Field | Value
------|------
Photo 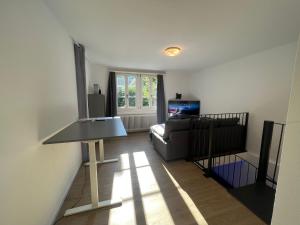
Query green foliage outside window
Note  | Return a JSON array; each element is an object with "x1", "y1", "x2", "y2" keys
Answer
[{"x1": 117, "y1": 74, "x2": 157, "y2": 109}]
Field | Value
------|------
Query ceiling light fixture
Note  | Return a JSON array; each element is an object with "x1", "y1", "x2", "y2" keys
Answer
[{"x1": 164, "y1": 46, "x2": 182, "y2": 57}]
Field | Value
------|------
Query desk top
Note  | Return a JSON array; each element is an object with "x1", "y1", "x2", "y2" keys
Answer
[{"x1": 43, "y1": 117, "x2": 127, "y2": 144}]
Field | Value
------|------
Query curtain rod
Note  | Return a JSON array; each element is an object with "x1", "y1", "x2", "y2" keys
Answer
[
  {"x1": 108, "y1": 67, "x2": 166, "y2": 75},
  {"x1": 112, "y1": 70, "x2": 164, "y2": 75}
]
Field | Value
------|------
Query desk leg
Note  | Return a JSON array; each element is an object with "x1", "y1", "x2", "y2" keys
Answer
[
  {"x1": 89, "y1": 141, "x2": 99, "y2": 207},
  {"x1": 64, "y1": 141, "x2": 121, "y2": 216},
  {"x1": 84, "y1": 139, "x2": 119, "y2": 166}
]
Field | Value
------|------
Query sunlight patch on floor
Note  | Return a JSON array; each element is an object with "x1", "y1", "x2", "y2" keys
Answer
[
  {"x1": 136, "y1": 166, "x2": 160, "y2": 194},
  {"x1": 120, "y1": 153, "x2": 130, "y2": 170},
  {"x1": 108, "y1": 154, "x2": 136, "y2": 225},
  {"x1": 110, "y1": 154, "x2": 133, "y2": 201},
  {"x1": 108, "y1": 151, "x2": 187, "y2": 225},
  {"x1": 133, "y1": 151, "x2": 150, "y2": 167},
  {"x1": 108, "y1": 200, "x2": 137, "y2": 225},
  {"x1": 162, "y1": 164, "x2": 209, "y2": 225},
  {"x1": 134, "y1": 152, "x2": 175, "y2": 225},
  {"x1": 141, "y1": 193, "x2": 176, "y2": 225}
]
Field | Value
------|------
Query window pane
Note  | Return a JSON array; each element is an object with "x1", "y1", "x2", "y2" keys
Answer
[
  {"x1": 117, "y1": 75, "x2": 125, "y2": 87},
  {"x1": 128, "y1": 97, "x2": 136, "y2": 107},
  {"x1": 117, "y1": 76, "x2": 125, "y2": 97},
  {"x1": 151, "y1": 77, "x2": 157, "y2": 107},
  {"x1": 117, "y1": 75, "x2": 126, "y2": 108},
  {"x1": 142, "y1": 76, "x2": 150, "y2": 98},
  {"x1": 151, "y1": 77, "x2": 157, "y2": 97},
  {"x1": 128, "y1": 75, "x2": 136, "y2": 97},
  {"x1": 143, "y1": 97, "x2": 149, "y2": 107},
  {"x1": 142, "y1": 76, "x2": 150, "y2": 107},
  {"x1": 118, "y1": 97, "x2": 125, "y2": 107},
  {"x1": 152, "y1": 98, "x2": 157, "y2": 107}
]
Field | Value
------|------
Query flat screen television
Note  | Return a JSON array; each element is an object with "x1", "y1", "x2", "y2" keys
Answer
[{"x1": 168, "y1": 100, "x2": 200, "y2": 117}]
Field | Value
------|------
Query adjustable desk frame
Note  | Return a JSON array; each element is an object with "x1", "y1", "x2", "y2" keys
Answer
[
  {"x1": 43, "y1": 117, "x2": 126, "y2": 216},
  {"x1": 84, "y1": 139, "x2": 118, "y2": 166},
  {"x1": 64, "y1": 140, "x2": 121, "y2": 216}
]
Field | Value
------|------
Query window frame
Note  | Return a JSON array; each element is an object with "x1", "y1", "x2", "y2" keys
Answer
[{"x1": 116, "y1": 73, "x2": 157, "y2": 115}]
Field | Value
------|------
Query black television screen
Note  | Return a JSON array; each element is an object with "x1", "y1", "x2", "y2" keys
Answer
[{"x1": 168, "y1": 100, "x2": 200, "y2": 117}]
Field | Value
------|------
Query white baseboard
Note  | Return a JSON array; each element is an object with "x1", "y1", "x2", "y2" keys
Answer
[{"x1": 51, "y1": 160, "x2": 82, "y2": 225}]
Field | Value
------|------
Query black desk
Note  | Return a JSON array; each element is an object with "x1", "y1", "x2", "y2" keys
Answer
[{"x1": 43, "y1": 117, "x2": 127, "y2": 216}]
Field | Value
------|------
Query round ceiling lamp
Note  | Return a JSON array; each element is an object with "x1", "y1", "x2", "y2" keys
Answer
[{"x1": 164, "y1": 46, "x2": 182, "y2": 57}]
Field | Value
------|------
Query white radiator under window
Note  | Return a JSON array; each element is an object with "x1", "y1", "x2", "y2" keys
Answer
[{"x1": 120, "y1": 114, "x2": 157, "y2": 132}]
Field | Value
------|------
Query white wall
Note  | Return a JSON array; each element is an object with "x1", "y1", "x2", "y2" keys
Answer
[
  {"x1": 164, "y1": 71, "x2": 192, "y2": 101},
  {"x1": 88, "y1": 63, "x2": 109, "y2": 95},
  {"x1": 272, "y1": 35, "x2": 300, "y2": 225},
  {"x1": 0, "y1": 1, "x2": 81, "y2": 225},
  {"x1": 189, "y1": 43, "x2": 297, "y2": 160}
]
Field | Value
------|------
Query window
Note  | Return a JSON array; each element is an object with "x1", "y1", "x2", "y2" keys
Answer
[
  {"x1": 141, "y1": 75, "x2": 157, "y2": 108},
  {"x1": 116, "y1": 73, "x2": 157, "y2": 114}
]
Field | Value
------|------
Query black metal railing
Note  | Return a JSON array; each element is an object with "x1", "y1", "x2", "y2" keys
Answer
[
  {"x1": 194, "y1": 117, "x2": 285, "y2": 190},
  {"x1": 271, "y1": 122, "x2": 285, "y2": 187},
  {"x1": 195, "y1": 151, "x2": 259, "y2": 188},
  {"x1": 258, "y1": 122, "x2": 285, "y2": 189},
  {"x1": 189, "y1": 112, "x2": 249, "y2": 162}
]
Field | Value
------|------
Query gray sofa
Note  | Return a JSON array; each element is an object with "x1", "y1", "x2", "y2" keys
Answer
[
  {"x1": 150, "y1": 119, "x2": 191, "y2": 161},
  {"x1": 150, "y1": 117, "x2": 246, "y2": 161}
]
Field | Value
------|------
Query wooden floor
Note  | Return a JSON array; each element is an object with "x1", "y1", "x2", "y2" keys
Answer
[{"x1": 55, "y1": 132, "x2": 266, "y2": 225}]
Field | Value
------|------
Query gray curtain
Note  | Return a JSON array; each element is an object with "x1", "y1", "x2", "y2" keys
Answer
[
  {"x1": 106, "y1": 72, "x2": 117, "y2": 116},
  {"x1": 157, "y1": 74, "x2": 166, "y2": 123},
  {"x1": 74, "y1": 42, "x2": 88, "y2": 162}
]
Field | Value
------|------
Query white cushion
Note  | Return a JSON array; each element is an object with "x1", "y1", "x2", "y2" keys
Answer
[{"x1": 150, "y1": 124, "x2": 165, "y2": 137}]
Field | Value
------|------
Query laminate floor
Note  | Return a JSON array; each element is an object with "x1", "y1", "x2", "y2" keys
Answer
[{"x1": 55, "y1": 132, "x2": 266, "y2": 225}]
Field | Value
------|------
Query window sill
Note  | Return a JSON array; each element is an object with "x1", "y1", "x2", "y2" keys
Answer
[{"x1": 117, "y1": 109, "x2": 156, "y2": 116}]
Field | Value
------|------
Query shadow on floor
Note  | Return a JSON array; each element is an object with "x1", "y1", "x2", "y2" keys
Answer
[{"x1": 54, "y1": 132, "x2": 265, "y2": 225}]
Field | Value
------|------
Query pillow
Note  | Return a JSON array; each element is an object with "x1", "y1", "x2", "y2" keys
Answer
[{"x1": 150, "y1": 124, "x2": 165, "y2": 137}]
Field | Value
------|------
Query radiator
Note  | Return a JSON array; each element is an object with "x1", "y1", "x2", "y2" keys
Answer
[{"x1": 120, "y1": 114, "x2": 157, "y2": 132}]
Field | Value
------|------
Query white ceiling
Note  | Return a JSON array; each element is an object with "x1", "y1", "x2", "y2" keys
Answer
[{"x1": 45, "y1": 0, "x2": 300, "y2": 72}]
